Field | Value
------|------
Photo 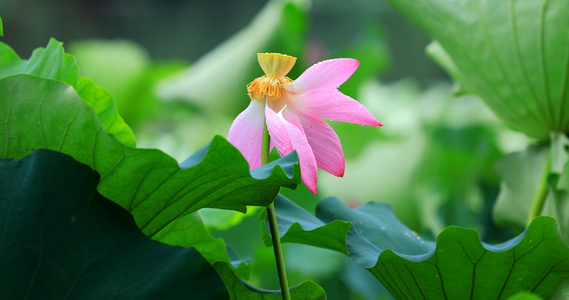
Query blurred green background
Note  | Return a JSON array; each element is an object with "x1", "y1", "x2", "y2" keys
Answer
[
  {"x1": 0, "y1": 0, "x2": 530, "y2": 299},
  {"x1": 1, "y1": 0, "x2": 444, "y2": 84}
]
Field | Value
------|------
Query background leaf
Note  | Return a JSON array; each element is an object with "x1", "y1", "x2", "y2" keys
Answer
[
  {"x1": 156, "y1": 0, "x2": 309, "y2": 115},
  {"x1": 319, "y1": 80, "x2": 509, "y2": 236},
  {"x1": 0, "y1": 38, "x2": 79, "y2": 86},
  {"x1": 386, "y1": 0, "x2": 569, "y2": 140},
  {"x1": 269, "y1": 195, "x2": 569, "y2": 299},
  {"x1": 68, "y1": 39, "x2": 189, "y2": 129},
  {"x1": 0, "y1": 43, "x2": 20, "y2": 71},
  {"x1": 68, "y1": 39, "x2": 150, "y2": 124},
  {"x1": 0, "y1": 74, "x2": 300, "y2": 240},
  {"x1": 494, "y1": 133, "x2": 569, "y2": 232},
  {"x1": 493, "y1": 143, "x2": 550, "y2": 230},
  {"x1": 0, "y1": 149, "x2": 227, "y2": 299},
  {"x1": 0, "y1": 38, "x2": 136, "y2": 147}
]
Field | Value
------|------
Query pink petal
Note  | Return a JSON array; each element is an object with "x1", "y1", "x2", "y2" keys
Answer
[
  {"x1": 227, "y1": 100, "x2": 265, "y2": 170},
  {"x1": 284, "y1": 58, "x2": 359, "y2": 94},
  {"x1": 285, "y1": 90, "x2": 383, "y2": 127},
  {"x1": 265, "y1": 104, "x2": 293, "y2": 156},
  {"x1": 282, "y1": 110, "x2": 319, "y2": 194},
  {"x1": 289, "y1": 107, "x2": 345, "y2": 177}
]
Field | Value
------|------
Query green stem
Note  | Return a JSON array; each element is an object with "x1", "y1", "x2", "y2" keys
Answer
[
  {"x1": 262, "y1": 122, "x2": 291, "y2": 300},
  {"x1": 527, "y1": 145, "x2": 553, "y2": 226}
]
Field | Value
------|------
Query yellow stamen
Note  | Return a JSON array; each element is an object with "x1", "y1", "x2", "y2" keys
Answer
[
  {"x1": 247, "y1": 76, "x2": 292, "y2": 102},
  {"x1": 248, "y1": 53, "x2": 296, "y2": 102}
]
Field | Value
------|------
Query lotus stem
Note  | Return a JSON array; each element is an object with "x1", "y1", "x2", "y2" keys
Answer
[{"x1": 262, "y1": 122, "x2": 291, "y2": 300}]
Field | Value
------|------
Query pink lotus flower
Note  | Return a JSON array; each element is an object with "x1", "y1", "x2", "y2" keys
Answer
[{"x1": 228, "y1": 53, "x2": 382, "y2": 194}]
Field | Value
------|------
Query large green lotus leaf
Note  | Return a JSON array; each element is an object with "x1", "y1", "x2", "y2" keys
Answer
[
  {"x1": 0, "y1": 74, "x2": 300, "y2": 240},
  {"x1": 0, "y1": 149, "x2": 228, "y2": 299},
  {"x1": 387, "y1": 0, "x2": 569, "y2": 140},
  {"x1": 213, "y1": 262, "x2": 326, "y2": 300},
  {"x1": 0, "y1": 38, "x2": 136, "y2": 147},
  {"x1": 268, "y1": 195, "x2": 569, "y2": 299},
  {"x1": 264, "y1": 195, "x2": 434, "y2": 258}
]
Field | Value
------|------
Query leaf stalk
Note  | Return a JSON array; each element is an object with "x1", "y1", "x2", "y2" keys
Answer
[{"x1": 527, "y1": 144, "x2": 553, "y2": 226}]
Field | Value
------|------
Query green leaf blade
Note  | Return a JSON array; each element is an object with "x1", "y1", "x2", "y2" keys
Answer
[
  {"x1": 0, "y1": 38, "x2": 136, "y2": 147},
  {"x1": 386, "y1": 0, "x2": 569, "y2": 139},
  {"x1": 270, "y1": 195, "x2": 569, "y2": 299},
  {"x1": 1, "y1": 74, "x2": 300, "y2": 241},
  {"x1": 0, "y1": 149, "x2": 228, "y2": 299}
]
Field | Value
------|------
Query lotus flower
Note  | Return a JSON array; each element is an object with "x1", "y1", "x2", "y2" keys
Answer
[{"x1": 227, "y1": 53, "x2": 382, "y2": 194}]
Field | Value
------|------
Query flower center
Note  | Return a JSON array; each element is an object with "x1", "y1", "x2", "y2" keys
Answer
[
  {"x1": 247, "y1": 53, "x2": 296, "y2": 102},
  {"x1": 247, "y1": 76, "x2": 292, "y2": 101}
]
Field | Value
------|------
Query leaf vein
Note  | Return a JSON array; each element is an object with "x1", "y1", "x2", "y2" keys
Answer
[
  {"x1": 475, "y1": 0, "x2": 547, "y2": 130},
  {"x1": 129, "y1": 168, "x2": 181, "y2": 212},
  {"x1": 538, "y1": 0, "x2": 554, "y2": 126},
  {"x1": 508, "y1": 0, "x2": 549, "y2": 134},
  {"x1": 145, "y1": 175, "x2": 241, "y2": 237},
  {"x1": 531, "y1": 258, "x2": 567, "y2": 293},
  {"x1": 57, "y1": 101, "x2": 81, "y2": 152},
  {"x1": 559, "y1": 31, "x2": 569, "y2": 129},
  {"x1": 403, "y1": 264, "x2": 427, "y2": 299}
]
